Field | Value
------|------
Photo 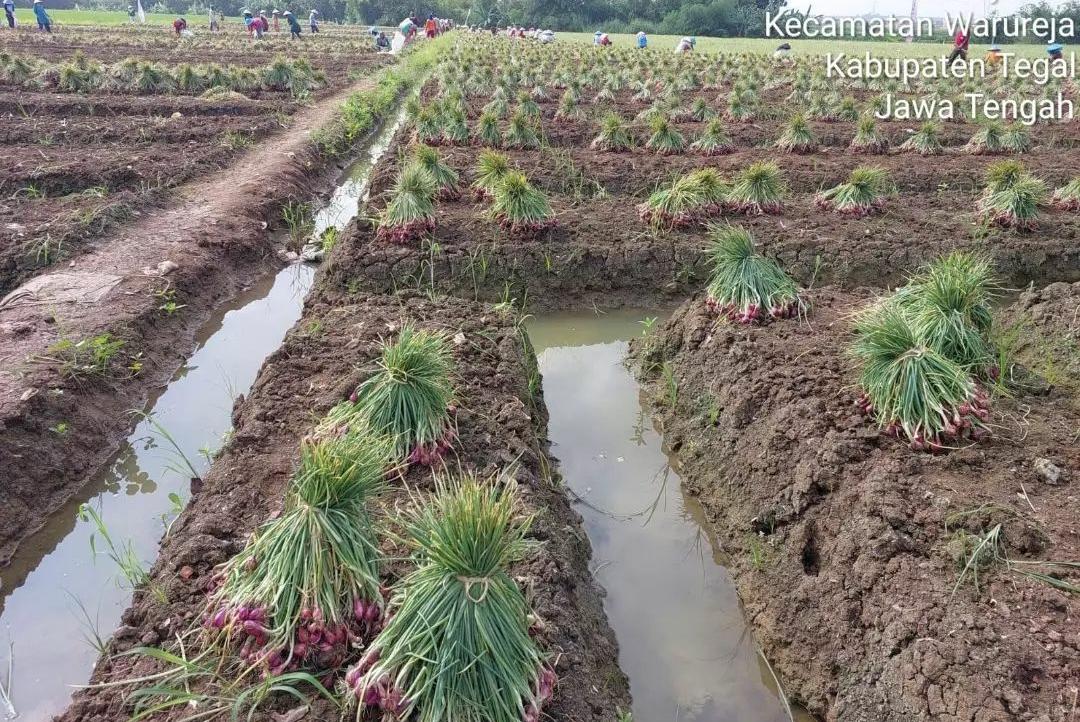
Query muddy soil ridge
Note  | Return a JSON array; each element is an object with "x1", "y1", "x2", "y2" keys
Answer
[
  {"x1": 630, "y1": 290, "x2": 1080, "y2": 722},
  {"x1": 60, "y1": 290, "x2": 630, "y2": 722},
  {"x1": 0, "y1": 68, "x2": 400, "y2": 567}
]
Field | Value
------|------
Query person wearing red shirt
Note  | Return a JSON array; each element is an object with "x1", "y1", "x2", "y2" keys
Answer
[{"x1": 947, "y1": 30, "x2": 970, "y2": 64}]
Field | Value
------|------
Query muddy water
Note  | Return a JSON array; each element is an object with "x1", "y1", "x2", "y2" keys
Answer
[
  {"x1": 529, "y1": 309, "x2": 812, "y2": 722},
  {"x1": 0, "y1": 101, "x2": 412, "y2": 721},
  {"x1": 0, "y1": 265, "x2": 314, "y2": 720}
]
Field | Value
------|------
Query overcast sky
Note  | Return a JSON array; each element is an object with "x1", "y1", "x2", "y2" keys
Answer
[{"x1": 784, "y1": 0, "x2": 1030, "y2": 17}]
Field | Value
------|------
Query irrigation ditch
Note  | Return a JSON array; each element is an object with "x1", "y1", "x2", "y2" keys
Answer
[{"x1": 10, "y1": 31, "x2": 1080, "y2": 722}]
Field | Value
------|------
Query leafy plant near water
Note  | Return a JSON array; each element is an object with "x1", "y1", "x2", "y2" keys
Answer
[
  {"x1": 898, "y1": 121, "x2": 943, "y2": 156},
  {"x1": 411, "y1": 144, "x2": 460, "y2": 200},
  {"x1": 45, "y1": 332, "x2": 125, "y2": 379},
  {"x1": 850, "y1": 116, "x2": 888, "y2": 154},
  {"x1": 774, "y1": 112, "x2": 817, "y2": 153},
  {"x1": 591, "y1": 112, "x2": 634, "y2": 152},
  {"x1": 704, "y1": 225, "x2": 804, "y2": 324},
  {"x1": 376, "y1": 162, "x2": 437, "y2": 245},
  {"x1": 645, "y1": 114, "x2": 686, "y2": 154},
  {"x1": 850, "y1": 303, "x2": 990, "y2": 452},
  {"x1": 472, "y1": 149, "x2": 512, "y2": 199},
  {"x1": 489, "y1": 171, "x2": 556, "y2": 236},
  {"x1": 205, "y1": 425, "x2": 392, "y2": 675},
  {"x1": 728, "y1": 161, "x2": 786, "y2": 215},
  {"x1": 320, "y1": 324, "x2": 455, "y2": 465},
  {"x1": 814, "y1": 166, "x2": 893, "y2": 216},
  {"x1": 690, "y1": 118, "x2": 734, "y2": 155},
  {"x1": 344, "y1": 474, "x2": 553, "y2": 722}
]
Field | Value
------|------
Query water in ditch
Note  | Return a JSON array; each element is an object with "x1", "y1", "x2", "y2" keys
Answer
[
  {"x1": 528, "y1": 308, "x2": 812, "y2": 722},
  {"x1": 0, "y1": 110, "x2": 409, "y2": 721}
]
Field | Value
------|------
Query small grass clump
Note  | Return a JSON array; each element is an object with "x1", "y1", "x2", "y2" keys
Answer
[
  {"x1": 814, "y1": 166, "x2": 893, "y2": 216},
  {"x1": 591, "y1": 112, "x2": 634, "y2": 152},
  {"x1": 1001, "y1": 122, "x2": 1032, "y2": 153},
  {"x1": 850, "y1": 305, "x2": 990, "y2": 452},
  {"x1": 645, "y1": 114, "x2": 686, "y2": 154},
  {"x1": 728, "y1": 161, "x2": 786, "y2": 215},
  {"x1": 503, "y1": 110, "x2": 541, "y2": 149},
  {"x1": 963, "y1": 120, "x2": 1006, "y2": 155},
  {"x1": 690, "y1": 118, "x2": 734, "y2": 155},
  {"x1": 898, "y1": 121, "x2": 943, "y2": 156},
  {"x1": 345, "y1": 474, "x2": 553, "y2": 722},
  {"x1": 472, "y1": 149, "x2": 512, "y2": 200},
  {"x1": 1051, "y1": 176, "x2": 1080, "y2": 210},
  {"x1": 489, "y1": 171, "x2": 556, "y2": 236},
  {"x1": 977, "y1": 161, "x2": 1046, "y2": 230},
  {"x1": 411, "y1": 144, "x2": 460, "y2": 200},
  {"x1": 205, "y1": 424, "x2": 392, "y2": 675},
  {"x1": 320, "y1": 324, "x2": 455, "y2": 465},
  {"x1": 704, "y1": 225, "x2": 804, "y2": 324},
  {"x1": 376, "y1": 163, "x2": 437, "y2": 245},
  {"x1": 775, "y1": 112, "x2": 817, "y2": 153},
  {"x1": 850, "y1": 116, "x2": 889, "y2": 154}
]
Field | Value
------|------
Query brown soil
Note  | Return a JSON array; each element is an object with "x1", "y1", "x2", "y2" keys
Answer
[
  {"x1": 59, "y1": 291, "x2": 630, "y2": 722},
  {"x1": 0, "y1": 75, "x2": 386, "y2": 567},
  {"x1": 999, "y1": 280, "x2": 1080, "y2": 412},
  {"x1": 629, "y1": 289, "x2": 1080, "y2": 722}
]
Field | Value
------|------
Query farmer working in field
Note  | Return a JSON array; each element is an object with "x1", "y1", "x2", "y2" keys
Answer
[
  {"x1": 425, "y1": 14, "x2": 437, "y2": 38},
  {"x1": 309, "y1": 9, "x2": 319, "y2": 33},
  {"x1": 946, "y1": 29, "x2": 969, "y2": 64},
  {"x1": 985, "y1": 44, "x2": 1003, "y2": 65},
  {"x1": 284, "y1": 10, "x2": 301, "y2": 38},
  {"x1": 1047, "y1": 42, "x2": 1064, "y2": 61},
  {"x1": 32, "y1": 0, "x2": 51, "y2": 32},
  {"x1": 127, "y1": 3, "x2": 135, "y2": 21},
  {"x1": 636, "y1": 31, "x2": 647, "y2": 48},
  {"x1": 4, "y1": 0, "x2": 15, "y2": 29},
  {"x1": 173, "y1": 16, "x2": 187, "y2": 35},
  {"x1": 376, "y1": 30, "x2": 390, "y2": 51},
  {"x1": 675, "y1": 35, "x2": 695, "y2": 53}
]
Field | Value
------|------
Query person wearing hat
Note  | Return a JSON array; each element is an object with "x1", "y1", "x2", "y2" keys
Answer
[
  {"x1": 985, "y1": 43, "x2": 1003, "y2": 66},
  {"x1": 676, "y1": 35, "x2": 695, "y2": 52},
  {"x1": 33, "y1": 0, "x2": 51, "y2": 32},
  {"x1": 1047, "y1": 42, "x2": 1064, "y2": 61},
  {"x1": 636, "y1": 31, "x2": 648, "y2": 49},
  {"x1": 284, "y1": 9, "x2": 301, "y2": 38},
  {"x1": 309, "y1": 9, "x2": 318, "y2": 33}
]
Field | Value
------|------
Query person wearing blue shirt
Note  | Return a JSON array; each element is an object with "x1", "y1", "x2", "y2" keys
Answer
[
  {"x1": 3, "y1": 0, "x2": 15, "y2": 28},
  {"x1": 33, "y1": 0, "x2": 51, "y2": 32},
  {"x1": 636, "y1": 31, "x2": 647, "y2": 49}
]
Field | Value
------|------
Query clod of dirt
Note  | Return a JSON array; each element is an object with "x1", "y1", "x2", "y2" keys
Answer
[{"x1": 1034, "y1": 457, "x2": 1064, "y2": 485}]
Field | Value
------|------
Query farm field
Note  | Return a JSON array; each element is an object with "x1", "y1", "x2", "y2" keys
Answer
[{"x1": 1, "y1": 26, "x2": 1078, "y2": 722}]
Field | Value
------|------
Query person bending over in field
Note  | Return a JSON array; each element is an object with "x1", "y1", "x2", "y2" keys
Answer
[
  {"x1": 284, "y1": 10, "x2": 301, "y2": 39},
  {"x1": 173, "y1": 17, "x2": 187, "y2": 36},
  {"x1": 675, "y1": 35, "x2": 695, "y2": 53},
  {"x1": 32, "y1": 0, "x2": 51, "y2": 32},
  {"x1": 375, "y1": 30, "x2": 390, "y2": 51},
  {"x1": 3, "y1": 0, "x2": 15, "y2": 29},
  {"x1": 946, "y1": 29, "x2": 969, "y2": 64}
]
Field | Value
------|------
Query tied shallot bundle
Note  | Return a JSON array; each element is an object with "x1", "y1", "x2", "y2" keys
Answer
[
  {"x1": 411, "y1": 143, "x2": 461, "y2": 201},
  {"x1": 978, "y1": 174, "x2": 1046, "y2": 230},
  {"x1": 814, "y1": 166, "x2": 893, "y2": 217},
  {"x1": 344, "y1": 474, "x2": 553, "y2": 722},
  {"x1": 376, "y1": 162, "x2": 437, "y2": 245},
  {"x1": 471, "y1": 149, "x2": 512, "y2": 201},
  {"x1": 704, "y1": 225, "x2": 804, "y2": 324},
  {"x1": 488, "y1": 171, "x2": 557, "y2": 237},
  {"x1": 849, "y1": 116, "x2": 889, "y2": 155},
  {"x1": 1051, "y1": 177, "x2": 1080, "y2": 210},
  {"x1": 690, "y1": 118, "x2": 735, "y2": 156},
  {"x1": 774, "y1": 112, "x2": 817, "y2": 154},
  {"x1": 638, "y1": 168, "x2": 727, "y2": 230},
  {"x1": 726, "y1": 161, "x2": 787, "y2": 215},
  {"x1": 205, "y1": 425, "x2": 391, "y2": 675},
  {"x1": 319, "y1": 324, "x2": 456, "y2": 466},
  {"x1": 850, "y1": 303, "x2": 991, "y2": 453}
]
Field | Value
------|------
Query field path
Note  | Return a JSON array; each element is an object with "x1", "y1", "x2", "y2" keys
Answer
[{"x1": 0, "y1": 76, "x2": 376, "y2": 565}]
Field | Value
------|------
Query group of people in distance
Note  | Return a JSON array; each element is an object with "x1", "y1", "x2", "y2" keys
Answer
[
  {"x1": 592, "y1": 30, "x2": 697, "y2": 53},
  {"x1": 1, "y1": 0, "x2": 53, "y2": 32}
]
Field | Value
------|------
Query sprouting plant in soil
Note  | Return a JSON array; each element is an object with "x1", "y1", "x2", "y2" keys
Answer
[
  {"x1": 344, "y1": 474, "x2": 554, "y2": 722},
  {"x1": 77, "y1": 503, "x2": 150, "y2": 591}
]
